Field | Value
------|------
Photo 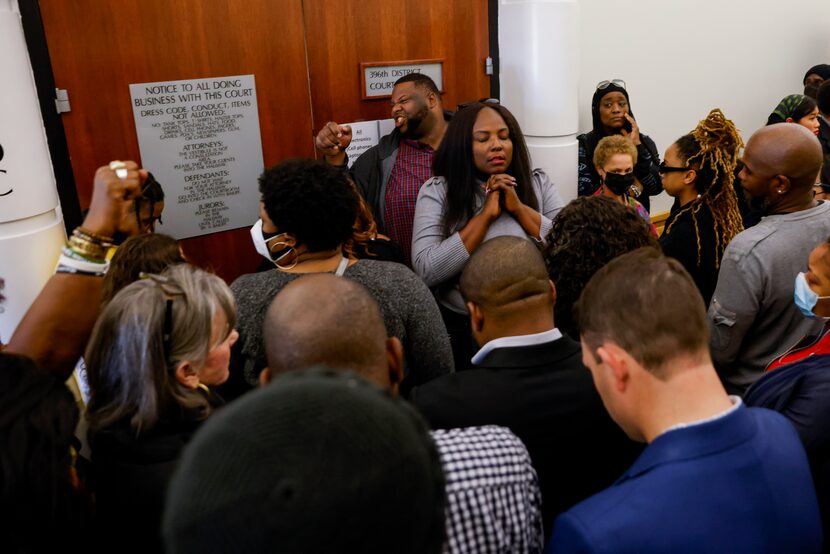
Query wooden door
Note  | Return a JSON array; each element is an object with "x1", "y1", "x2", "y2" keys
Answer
[
  {"x1": 304, "y1": 0, "x2": 491, "y2": 128},
  {"x1": 38, "y1": 0, "x2": 315, "y2": 283},
  {"x1": 38, "y1": 0, "x2": 490, "y2": 283}
]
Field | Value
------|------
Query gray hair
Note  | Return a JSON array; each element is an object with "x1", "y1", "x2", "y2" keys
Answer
[{"x1": 85, "y1": 264, "x2": 236, "y2": 433}]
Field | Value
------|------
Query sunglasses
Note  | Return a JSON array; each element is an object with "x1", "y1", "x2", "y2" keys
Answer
[
  {"x1": 596, "y1": 79, "x2": 626, "y2": 90},
  {"x1": 659, "y1": 161, "x2": 688, "y2": 174}
]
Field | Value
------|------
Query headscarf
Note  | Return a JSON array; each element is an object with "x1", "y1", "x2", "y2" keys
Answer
[
  {"x1": 771, "y1": 94, "x2": 809, "y2": 121},
  {"x1": 163, "y1": 367, "x2": 447, "y2": 554},
  {"x1": 590, "y1": 82, "x2": 636, "y2": 136},
  {"x1": 804, "y1": 64, "x2": 830, "y2": 85}
]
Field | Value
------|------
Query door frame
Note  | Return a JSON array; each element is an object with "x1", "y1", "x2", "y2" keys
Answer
[{"x1": 18, "y1": 0, "x2": 81, "y2": 233}]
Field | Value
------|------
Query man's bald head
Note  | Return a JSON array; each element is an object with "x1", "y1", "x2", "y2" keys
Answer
[
  {"x1": 263, "y1": 274, "x2": 390, "y2": 385},
  {"x1": 744, "y1": 123, "x2": 823, "y2": 191},
  {"x1": 460, "y1": 237, "x2": 552, "y2": 317}
]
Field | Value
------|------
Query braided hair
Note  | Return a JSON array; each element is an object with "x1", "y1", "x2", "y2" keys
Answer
[{"x1": 663, "y1": 108, "x2": 744, "y2": 268}]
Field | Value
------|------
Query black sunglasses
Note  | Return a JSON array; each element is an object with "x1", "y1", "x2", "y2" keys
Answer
[{"x1": 659, "y1": 161, "x2": 688, "y2": 174}]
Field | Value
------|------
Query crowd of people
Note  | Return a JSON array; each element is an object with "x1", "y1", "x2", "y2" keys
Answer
[{"x1": 3, "y1": 66, "x2": 830, "y2": 553}]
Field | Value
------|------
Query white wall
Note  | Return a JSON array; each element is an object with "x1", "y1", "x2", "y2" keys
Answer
[{"x1": 577, "y1": 0, "x2": 830, "y2": 214}]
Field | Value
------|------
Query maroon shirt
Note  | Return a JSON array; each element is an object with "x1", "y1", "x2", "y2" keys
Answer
[{"x1": 384, "y1": 139, "x2": 434, "y2": 265}]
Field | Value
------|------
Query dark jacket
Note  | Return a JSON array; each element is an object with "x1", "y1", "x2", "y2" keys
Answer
[
  {"x1": 90, "y1": 394, "x2": 220, "y2": 553},
  {"x1": 745, "y1": 354, "x2": 830, "y2": 551},
  {"x1": 659, "y1": 201, "x2": 720, "y2": 306},
  {"x1": 577, "y1": 131, "x2": 662, "y2": 212},
  {"x1": 346, "y1": 110, "x2": 453, "y2": 234},
  {"x1": 819, "y1": 117, "x2": 830, "y2": 160},
  {"x1": 409, "y1": 334, "x2": 643, "y2": 535}
]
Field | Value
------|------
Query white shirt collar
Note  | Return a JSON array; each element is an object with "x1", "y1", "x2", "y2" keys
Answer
[
  {"x1": 471, "y1": 328, "x2": 563, "y2": 365},
  {"x1": 659, "y1": 395, "x2": 743, "y2": 437}
]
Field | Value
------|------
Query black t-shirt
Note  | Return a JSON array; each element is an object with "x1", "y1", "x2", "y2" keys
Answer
[{"x1": 659, "y1": 201, "x2": 720, "y2": 306}]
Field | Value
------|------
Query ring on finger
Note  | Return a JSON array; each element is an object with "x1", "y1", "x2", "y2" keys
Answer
[
  {"x1": 115, "y1": 168, "x2": 128, "y2": 180},
  {"x1": 109, "y1": 160, "x2": 127, "y2": 170}
]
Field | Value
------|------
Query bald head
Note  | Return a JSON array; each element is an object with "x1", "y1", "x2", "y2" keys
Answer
[
  {"x1": 461, "y1": 237, "x2": 552, "y2": 316},
  {"x1": 744, "y1": 123, "x2": 823, "y2": 191},
  {"x1": 263, "y1": 274, "x2": 389, "y2": 385}
]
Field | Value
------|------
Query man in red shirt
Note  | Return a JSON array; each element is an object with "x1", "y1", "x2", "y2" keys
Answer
[{"x1": 315, "y1": 74, "x2": 450, "y2": 264}]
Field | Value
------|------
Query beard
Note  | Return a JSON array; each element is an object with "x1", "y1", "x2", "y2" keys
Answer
[{"x1": 401, "y1": 100, "x2": 430, "y2": 138}]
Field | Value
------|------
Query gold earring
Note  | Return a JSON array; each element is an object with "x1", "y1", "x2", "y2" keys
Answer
[{"x1": 272, "y1": 243, "x2": 299, "y2": 271}]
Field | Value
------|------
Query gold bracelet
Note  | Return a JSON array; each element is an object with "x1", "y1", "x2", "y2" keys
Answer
[
  {"x1": 67, "y1": 236, "x2": 108, "y2": 261},
  {"x1": 74, "y1": 227, "x2": 114, "y2": 247}
]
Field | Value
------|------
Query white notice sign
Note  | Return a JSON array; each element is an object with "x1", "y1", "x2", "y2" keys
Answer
[
  {"x1": 344, "y1": 119, "x2": 395, "y2": 168},
  {"x1": 129, "y1": 74, "x2": 264, "y2": 239}
]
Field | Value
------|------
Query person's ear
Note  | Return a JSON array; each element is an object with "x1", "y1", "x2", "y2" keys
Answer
[
  {"x1": 785, "y1": 117, "x2": 795, "y2": 123},
  {"x1": 175, "y1": 361, "x2": 200, "y2": 389},
  {"x1": 683, "y1": 168, "x2": 697, "y2": 186},
  {"x1": 386, "y1": 337, "x2": 405, "y2": 395},
  {"x1": 772, "y1": 174, "x2": 791, "y2": 195},
  {"x1": 259, "y1": 367, "x2": 272, "y2": 386},
  {"x1": 549, "y1": 279, "x2": 557, "y2": 308},
  {"x1": 597, "y1": 168, "x2": 606, "y2": 181},
  {"x1": 426, "y1": 90, "x2": 438, "y2": 110},
  {"x1": 273, "y1": 233, "x2": 297, "y2": 249},
  {"x1": 596, "y1": 343, "x2": 630, "y2": 393},
  {"x1": 467, "y1": 301, "x2": 485, "y2": 334}
]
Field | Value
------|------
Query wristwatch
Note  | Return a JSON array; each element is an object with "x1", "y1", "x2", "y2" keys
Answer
[{"x1": 628, "y1": 184, "x2": 641, "y2": 198}]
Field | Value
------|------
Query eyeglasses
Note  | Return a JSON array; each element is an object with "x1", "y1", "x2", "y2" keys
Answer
[
  {"x1": 659, "y1": 161, "x2": 688, "y2": 174},
  {"x1": 596, "y1": 79, "x2": 626, "y2": 90}
]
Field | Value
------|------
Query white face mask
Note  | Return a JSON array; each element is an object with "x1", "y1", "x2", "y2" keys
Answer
[{"x1": 249, "y1": 219, "x2": 292, "y2": 264}]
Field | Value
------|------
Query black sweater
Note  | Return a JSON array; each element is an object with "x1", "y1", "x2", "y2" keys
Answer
[{"x1": 659, "y1": 201, "x2": 720, "y2": 306}]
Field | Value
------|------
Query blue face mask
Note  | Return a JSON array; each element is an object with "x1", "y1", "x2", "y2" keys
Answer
[{"x1": 794, "y1": 272, "x2": 830, "y2": 320}]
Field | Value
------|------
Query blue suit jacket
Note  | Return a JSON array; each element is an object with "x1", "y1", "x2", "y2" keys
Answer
[{"x1": 546, "y1": 405, "x2": 822, "y2": 553}]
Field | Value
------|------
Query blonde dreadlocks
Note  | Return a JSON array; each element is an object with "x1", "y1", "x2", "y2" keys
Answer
[{"x1": 663, "y1": 108, "x2": 744, "y2": 268}]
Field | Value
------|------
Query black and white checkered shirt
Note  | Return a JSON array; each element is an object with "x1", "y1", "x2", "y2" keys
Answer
[{"x1": 431, "y1": 425, "x2": 544, "y2": 553}]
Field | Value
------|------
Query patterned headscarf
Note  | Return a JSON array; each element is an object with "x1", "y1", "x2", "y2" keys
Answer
[{"x1": 771, "y1": 94, "x2": 808, "y2": 121}]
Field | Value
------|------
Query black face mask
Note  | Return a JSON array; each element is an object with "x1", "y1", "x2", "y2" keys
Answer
[{"x1": 604, "y1": 172, "x2": 635, "y2": 196}]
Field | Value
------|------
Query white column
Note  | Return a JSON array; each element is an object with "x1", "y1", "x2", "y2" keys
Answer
[
  {"x1": 499, "y1": 0, "x2": 579, "y2": 201},
  {"x1": 0, "y1": 0, "x2": 66, "y2": 343}
]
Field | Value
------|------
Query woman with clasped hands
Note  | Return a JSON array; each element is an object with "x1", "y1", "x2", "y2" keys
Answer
[{"x1": 411, "y1": 101, "x2": 565, "y2": 367}]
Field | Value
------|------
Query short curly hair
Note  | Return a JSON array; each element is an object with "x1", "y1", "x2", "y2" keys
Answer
[
  {"x1": 259, "y1": 159, "x2": 359, "y2": 253},
  {"x1": 592, "y1": 135, "x2": 638, "y2": 170},
  {"x1": 543, "y1": 196, "x2": 659, "y2": 338}
]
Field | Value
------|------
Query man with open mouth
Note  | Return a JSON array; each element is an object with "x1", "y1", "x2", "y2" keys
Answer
[{"x1": 315, "y1": 74, "x2": 451, "y2": 265}]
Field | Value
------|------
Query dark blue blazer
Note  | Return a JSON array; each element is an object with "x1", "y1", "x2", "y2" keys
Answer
[
  {"x1": 746, "y1": 354, "x2": 830, "y2": 552},
  {"x1": 546, "y1": 404, "x2": 822, "y2": 554}
]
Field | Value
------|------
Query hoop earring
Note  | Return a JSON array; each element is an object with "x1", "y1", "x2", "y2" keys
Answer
[{"x1": 272, "y1": 242, "x2": 299, "y2": 271}]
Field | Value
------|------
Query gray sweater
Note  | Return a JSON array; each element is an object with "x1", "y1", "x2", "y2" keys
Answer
[
  {"x1": 231, "y1": 259, "x2": 454, "y2": 387},
  {"x1": 411, "y1": 169, "x2": 565, "y2": 313},
  {"x1": 709, "y1": 201, "x2": 830, "y2": 393}
]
